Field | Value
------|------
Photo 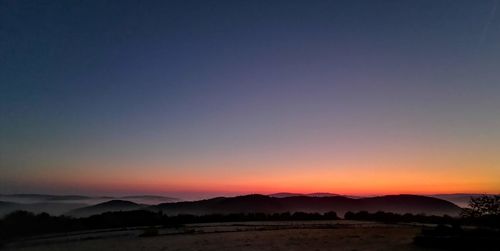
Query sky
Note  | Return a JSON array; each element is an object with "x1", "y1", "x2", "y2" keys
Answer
[{"x1": 1, "y1": 0, "x2": 500, "y2": 199}]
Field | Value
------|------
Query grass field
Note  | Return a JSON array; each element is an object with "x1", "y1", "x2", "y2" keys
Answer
[{"x1": 3, "y1": 221, "x2": 437, "y2": 251}]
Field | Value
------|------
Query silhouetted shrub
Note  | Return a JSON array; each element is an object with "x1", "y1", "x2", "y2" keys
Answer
[
  {"x1": 460, "y1": 195, "x2": 500, "y2": 229},
  {"x1": 461, "y1": 195, "x2": 500, "y2": 218}
]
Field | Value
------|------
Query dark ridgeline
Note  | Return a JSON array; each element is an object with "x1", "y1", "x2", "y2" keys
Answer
[
  {"x1": 269, "y1": 192, "x2": 342, "y2": 198},
  {"x1": 153, "y1": 194, "x2": 461, "y2": 216},
  {"x1": 67, "y1": 200, "x2": 144, "y2": 218},
  {"x1": 120, "y1": 195, "x2": 178, "y2": 201},
  {"x1": 0, "y1": 201, "x2": 87, "y2": 217},
  {"x1": 0, "y1": 195, "x2": 179, "y2": 217},
  {"x1": 1, "y1": 194, "x2": 462, "y2": 218}
]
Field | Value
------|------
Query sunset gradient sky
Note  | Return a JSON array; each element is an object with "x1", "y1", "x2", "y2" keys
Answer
[{"x1": 1, "y1": 0, "x2": 500, "y2": 199}]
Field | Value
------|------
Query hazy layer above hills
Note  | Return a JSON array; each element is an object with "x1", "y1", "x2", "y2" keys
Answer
[
  {"x1": 0, "y1": 194, "x2": 178, "y2": 205},
  {"x1": 429, "y1": 194, "x2": 490, "y2": 208},
  {"x1": 269, "y1": 192, "x2": 363, "y2": 198}
]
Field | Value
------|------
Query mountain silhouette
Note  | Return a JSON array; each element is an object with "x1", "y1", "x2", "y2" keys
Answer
[
  {"x1": 120, "y1": 195, "x2": 178, "y2": 201},
  {"x1": 270, "y1": 192, "x2": 355, "y2": 198},
  {"x1": 3, "y1": 194, "x2": 462, "y2": 218},
  {"x1": 269, "y1": 193, "x2": 305, "y2": 198},
  {"x1": 154, "y1": 194, "x2": 461, "y2": 216},
  {"x1": 66, "y1": 200, "x2": 143, "y2": 217},
  {"x1": 269, "y1": 192, "x2": 365, "y2": 199},
  {"x1": 119, "y1": 195, "x2": 179, "y2": 204},
  {"x1": 0, "y1": 201, "x2": 86, "y2": 217},
  {"x1": 0, "y1": 194, "x2": 178, "y2": 216}
]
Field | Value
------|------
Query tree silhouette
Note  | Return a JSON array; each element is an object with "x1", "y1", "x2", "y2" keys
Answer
[{"x1": 461, "y1": 195, "x2": 500, "y2": 218}]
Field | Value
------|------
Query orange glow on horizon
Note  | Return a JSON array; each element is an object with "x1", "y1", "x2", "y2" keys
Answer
[
  {"x1": 21, "y1": 161, "x2": 500, "y2": 197},
  {"x1": 14, "y1": 143, "x2": 500, "y2": 197}
]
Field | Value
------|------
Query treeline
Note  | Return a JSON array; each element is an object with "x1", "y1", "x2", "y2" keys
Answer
[
  {"x1": 2, "y1": 209, "x2": 498, "y2": 242},
  {"x1": 344, "y1": 210, "x2": 500, "y2": 228},
  {"x1": 344, "y1": 211, "x2": 456, "y2": 225},
  {"x1": 0, "y1": 210, "x2": 339, "y2": 241}
]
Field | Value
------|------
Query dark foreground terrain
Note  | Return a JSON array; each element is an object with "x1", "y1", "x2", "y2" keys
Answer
[{"x1": 3, "y1": 221, "x2": 436, "y2": 251}]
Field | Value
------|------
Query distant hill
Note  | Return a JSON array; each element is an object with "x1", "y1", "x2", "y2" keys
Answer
[
  {"x1": 269, "y1": 193, "x2": 305, "y2": 198},
  {"x1": 66, "y1": 200, "x2": 144, "y2": 217},
  {"x1": 3, "y1": 194, "x2": 464, "y2": 218},
  {"x1": 357, "y1": 195, "x2": 461, "y2": 215},
  {"x1": 0, "y1": 201, "x2": 86, "y2": 217},
  {"x1": 269, "y1": 192, "x2": 363, "y2": 199},
  {"x1": 121, "y1": 195, "x2": 177, "y2": 200},
  {"x1": 269, "y1": 193, "x2": 498, "y2": 207},
  {"x1": 155, "y1": 194, "x2": 461, "y2": 216},
  {"x1": 270, "y1": 192, "x2": 340, "y2": 198},
  {"x1": 119, "y1": 195, "x2": 179, "y2": 204},
  {"x1": 0, "y1": 194, "x2": 178, "y2": 217},
  {"x1": 308, "y1": 193, "x2": 341, "y2": 197},
  {"x1": 430, "y1": 194, "x2": 499, "y2": 208}
]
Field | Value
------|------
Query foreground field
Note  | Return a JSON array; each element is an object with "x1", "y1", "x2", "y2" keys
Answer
[{"x1": 4, "y1": 221, "x2": 435, "y2": 251}]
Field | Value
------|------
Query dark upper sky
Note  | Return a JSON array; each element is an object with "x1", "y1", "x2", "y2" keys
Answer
[{"x1": 1, "y1": 0, "x2": 499, "y2": 197}]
